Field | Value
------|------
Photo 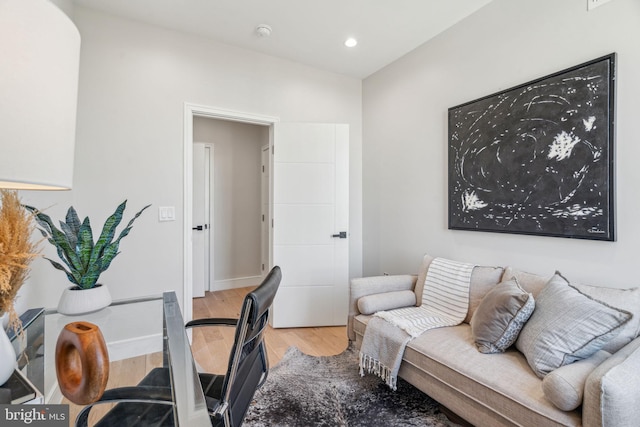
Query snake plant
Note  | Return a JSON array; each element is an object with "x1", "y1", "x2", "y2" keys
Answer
[{"x1": 25, "y1": 201, "x2": 150, "y2": 290}]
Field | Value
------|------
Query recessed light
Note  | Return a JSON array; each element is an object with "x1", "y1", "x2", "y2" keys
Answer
[{"x1": 344, "y1": 38, "x2": 358, "y2": 48}]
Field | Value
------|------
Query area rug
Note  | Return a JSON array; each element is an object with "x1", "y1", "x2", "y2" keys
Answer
[{"x1": 244, "y1": 345, "x2": 461, "y2": 427}]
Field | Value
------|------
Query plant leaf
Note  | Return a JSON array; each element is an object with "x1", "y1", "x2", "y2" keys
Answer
[
  {"x1": 59, "y1": 206, "x2": 81, "y2": 250},
  {"x1": 77, "y1": 217, "x2": 94, "y2": 274},
  {"x1": 45, "y1": 257, "x2": 79, "y2": 285},
  {"x1": 25, "y1": 206, "x2": 56, "y2": 236},
  {"x1": 25, "y1": 205, "x2": 84, "y2": 284},
  {"x1": 79, "y1": 269, "x2": 100, "y2": 288},
  {"x1": 65, "y1": 206, "x2": 81, "y2": 236},
  {"x1": 89, "y1": 201, "x2": 127, "y2": 268},
  {"x1": 97, "y1": 242, "x2": 121, "y2": 272},
  {"x1": 81, "y1": 257, "x2": 105, "y2": 289},
  {"x1": 113, "y1": 204, "x2": 151, "y2": 245},
  {"x1": 59, "y1": 220, "x2": 78, "y2": 252},
  {"x1": 35, "y1": 212, "x2": 84, "y2": 273}
]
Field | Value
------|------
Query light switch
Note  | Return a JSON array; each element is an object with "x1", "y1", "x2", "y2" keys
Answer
[{"x1": 158, "y1": 206, "x2": 175, "y2": 222}]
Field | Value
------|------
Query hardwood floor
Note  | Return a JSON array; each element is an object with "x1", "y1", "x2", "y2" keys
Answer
[{"x1": 191, "y1": 286, "x2": 349, "y2": 374}]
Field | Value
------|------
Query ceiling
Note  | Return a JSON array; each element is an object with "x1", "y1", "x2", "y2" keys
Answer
[{"x1": 72, "y1": 0, "x2": 494, "y2": 79}]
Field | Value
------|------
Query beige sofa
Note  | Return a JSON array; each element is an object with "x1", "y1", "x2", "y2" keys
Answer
[{"x1": 349, "y1": 256, "x2": 640, "y2": 427}]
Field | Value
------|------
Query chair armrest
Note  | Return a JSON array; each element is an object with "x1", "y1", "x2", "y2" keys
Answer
[
  {"x1": 583, "y1": 336, "x2": 640, "y2": 427},
  {"x1": 75, "y1": 386, "x2": 174, "y2": 427},
  {"x1": 347, "y1": 274, "x2": 417, "y2": 341},
  {"x1": 185, "y1": 318, "x2": 238, "y2": 329}
]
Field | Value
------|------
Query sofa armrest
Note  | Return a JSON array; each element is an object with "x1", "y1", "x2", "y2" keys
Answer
[
  {"x1": 347, "y1": 274, "x2": 417, "y2": 341},
  {"x1": 583, "y1": 336, "x2": 640, "y2": 427}
]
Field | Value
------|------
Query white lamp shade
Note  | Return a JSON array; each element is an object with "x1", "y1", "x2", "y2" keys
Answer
[{"x1": 0, "y1": 0, "x2": 80, "y2": 190}]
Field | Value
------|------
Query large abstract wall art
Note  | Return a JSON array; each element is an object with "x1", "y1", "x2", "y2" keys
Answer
[{"x1": 448, "y1": 54, "x2": 615, "y2": 241}]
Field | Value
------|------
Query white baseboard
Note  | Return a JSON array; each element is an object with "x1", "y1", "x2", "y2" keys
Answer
[
  {"x1": 209, "y1": 275, "x2": 263, "y2": 292},
  {"x1": 109, "y1": 333, "x2": 163, "y2": 361}
]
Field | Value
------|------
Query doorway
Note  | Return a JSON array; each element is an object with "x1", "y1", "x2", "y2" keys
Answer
[
  {"x1": 192, "y1": 118, "x2": 269, "y2": 296},
  {"x1": 183, "y1": 104, "x2": 350, "y2": 328},
  {"x1": 183, "y1": 104, "x2": 279, "y2": 322}
]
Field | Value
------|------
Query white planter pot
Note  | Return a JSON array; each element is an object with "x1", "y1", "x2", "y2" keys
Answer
[
  {"x1": 57, "y1": 284, "x2": 112, "y2": 316},
  {"x1": 0, "y1": 326, "x2": 16, "y2": 385}
]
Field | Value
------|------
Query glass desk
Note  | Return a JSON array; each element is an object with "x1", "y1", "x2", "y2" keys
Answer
[{"x1": 16, "y1": 291, "x2": 211, "y2": 426}]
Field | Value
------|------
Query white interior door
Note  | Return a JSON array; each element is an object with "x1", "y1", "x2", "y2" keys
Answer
[
  {"x1": 192, "y1": 143, "x2": 212, "y2": 298},
  {"x1": 272, "y1": 123, "x2": 349, "y2": 327},
  {"x1": 261, "y1": 145, "x2": 270, "y2": 275}
]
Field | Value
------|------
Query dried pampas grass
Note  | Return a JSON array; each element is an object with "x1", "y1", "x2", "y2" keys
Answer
[{"x1": 0, "y1": 190, "x2": 39, "y2": 333}]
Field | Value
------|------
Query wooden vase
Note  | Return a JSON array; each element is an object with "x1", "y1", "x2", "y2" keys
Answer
[{"x1": 55, "y1": 321, "x2": 109, "y2": 405}]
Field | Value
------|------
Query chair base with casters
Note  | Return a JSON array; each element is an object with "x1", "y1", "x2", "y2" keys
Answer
[{"x1": 74, "y1": 266, "x2": 282, "y2": 427}]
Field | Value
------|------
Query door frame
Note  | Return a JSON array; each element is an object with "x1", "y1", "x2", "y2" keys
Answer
[{"x1": 183, "y1": 103, "x2": 279, "y2": 321}]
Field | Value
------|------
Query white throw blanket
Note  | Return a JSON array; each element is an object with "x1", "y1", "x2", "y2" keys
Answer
[{"x1": 359, "y1": 258, "x2": 475, "y2": 390}]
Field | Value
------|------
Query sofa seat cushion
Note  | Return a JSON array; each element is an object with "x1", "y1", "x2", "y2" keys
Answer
[
  {"x1": 353, "y1": 315, "x2": 581, "y2": 426},
  {"x1": 353, "y1": 314, "x2": 369, "y2": 338}
]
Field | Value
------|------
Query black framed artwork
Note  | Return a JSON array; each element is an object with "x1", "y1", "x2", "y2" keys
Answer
[{"x1": 448, "y1": 53, "x2": 616, "y2": 241}]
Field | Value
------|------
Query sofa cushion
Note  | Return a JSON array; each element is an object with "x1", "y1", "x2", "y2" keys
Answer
[
  {"x1": 516, "y1": 272, "x2": 632, "y2": 378},
  {"x1": 415, "y1": 254, "x2": 504, "y2": 323},
  {"x1": 357, "y1": 290, "x2": 416, "y2": 315},
  {"x1": 471, "y1": 278, "x2": 535, "y2": 354},
  {"x1": 542, "y1": 349, "x2": 611, "y2": 411},
  {"x1": 404, "y1": 325, "x2": 582, "y2": 426},
  {"x1": 502, "y1": 267, "x2": 551, "y2": 298}
]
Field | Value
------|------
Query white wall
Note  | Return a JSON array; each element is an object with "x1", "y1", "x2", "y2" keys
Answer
[
  {"x1": 362, "y1": 0, "x2": 640, "y2": 288},
  {"x1": 193, "y1": 117, "x2": 267, "y2": 281},
  {"x1": 18, "y1": 5, "x2": 362, "y2": 313}
]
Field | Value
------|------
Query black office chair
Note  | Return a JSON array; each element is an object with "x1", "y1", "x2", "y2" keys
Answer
[
  {"x1": 186, "y1": 265, "x2": 281, "y2": 426},
  {"x1": 75, "y1": 266, "x2": 282, "y2": 427}
]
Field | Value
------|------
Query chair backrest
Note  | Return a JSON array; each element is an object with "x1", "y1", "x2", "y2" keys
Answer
[{"x1": 221, "y1": 266, "x2": 281, "y2": 426}]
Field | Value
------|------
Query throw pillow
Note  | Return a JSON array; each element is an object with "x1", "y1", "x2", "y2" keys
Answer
[
  {"x1": 572, "y1": 283, "x2": 640, "y2": 354},
  {"x1": 542, "y1": 349, "x2": 611, "y2": 411},
  {"x1": 415, "y1": 254, "x2": 503, "y2": 323},
  {"x1": 357, "y1": 290, "x2": 417, "y2": 315},
  {"x1": 515, "y1": 272, "x2": 631, "y2": 378},
  {"x1": 471, "y1": 278, "x2": 535, "y2": 354},
  {"x1": 503, "y1": 269, "x2": 640, "y2": 353}
]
